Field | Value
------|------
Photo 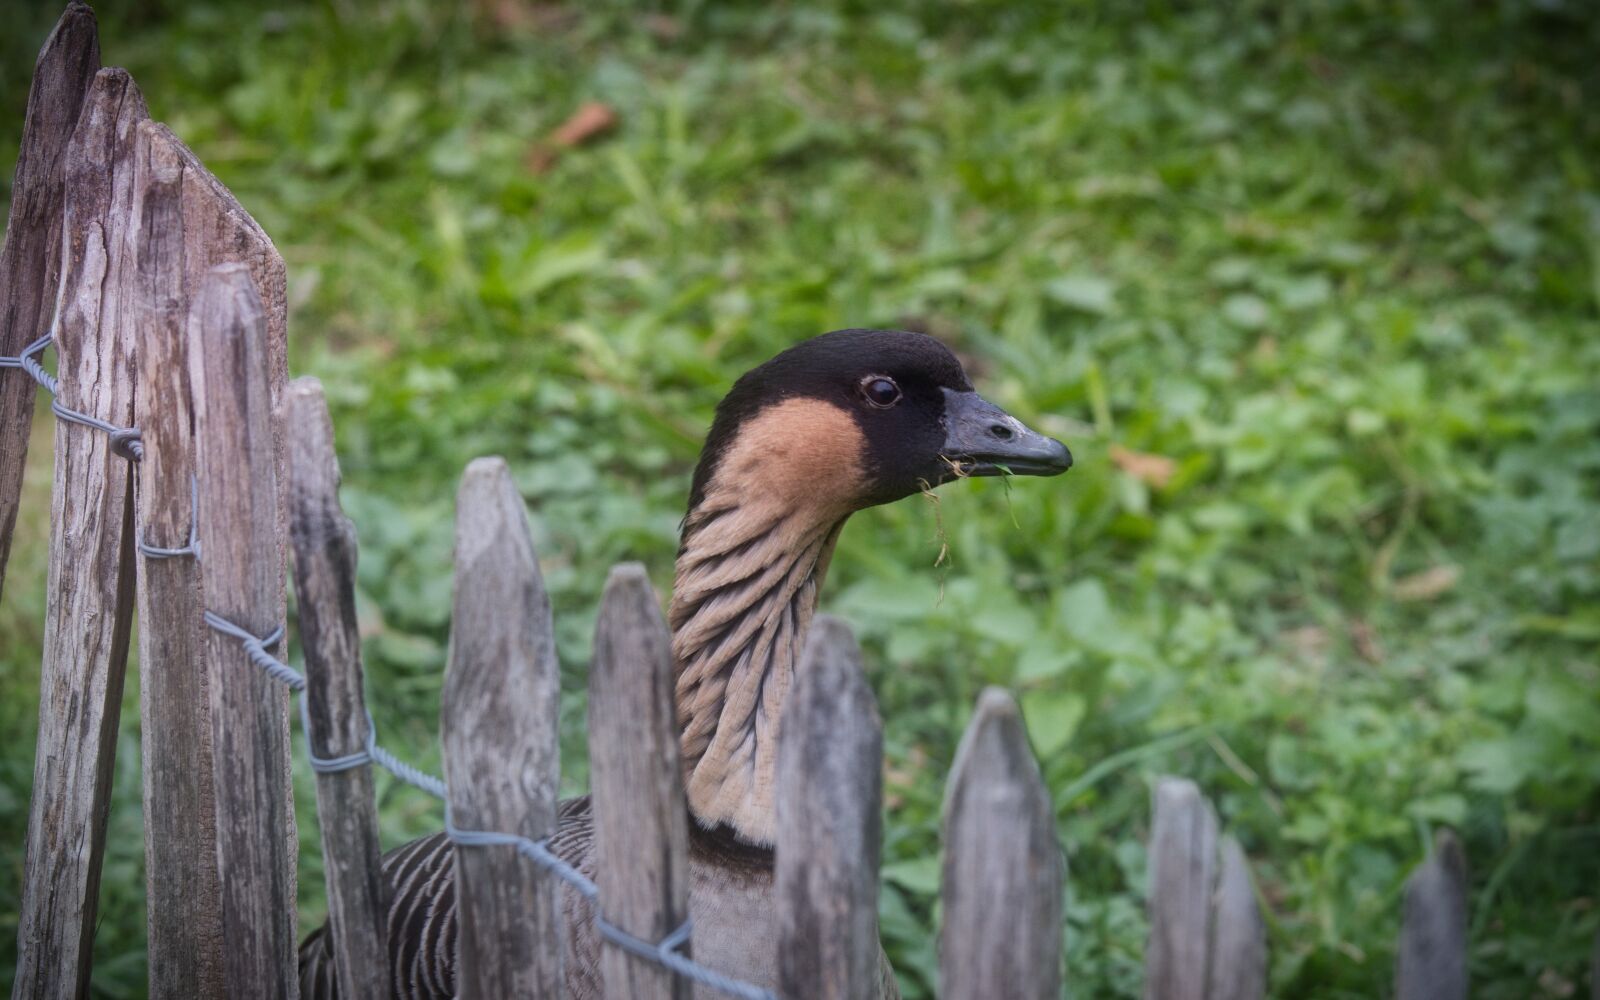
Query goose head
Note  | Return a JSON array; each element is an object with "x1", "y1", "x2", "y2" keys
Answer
[
  {"x1": 672, "y1": 328, "x2": 1070, "y2": 845},
  {"x1": 685, "y1": 328, "x2": 1071, "y2": 524}
]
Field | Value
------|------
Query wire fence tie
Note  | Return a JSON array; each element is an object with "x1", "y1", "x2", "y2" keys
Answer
[
  {"x1": 298, "y1": 698, "x2": 374, "y2": 774},
  {"x1": 0, "y1": 333, "x2": 53, "y2": 384},
  {"x1": 201, "y1": 611, "x2": 301, "y2": 691},
  {"x1": 137, "y1": 475, "x2": 200, "y2": 560},
  {"x1": 5, "y1": 333, "x2": 144, "y2": 460}
]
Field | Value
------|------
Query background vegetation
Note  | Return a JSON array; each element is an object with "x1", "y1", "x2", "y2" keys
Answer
[{"x1": 3, "y1": 0, "x2": 1598, "y2": 996}]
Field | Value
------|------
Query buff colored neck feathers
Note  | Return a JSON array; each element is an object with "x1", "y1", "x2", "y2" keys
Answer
[{"x1": 669, "y1": 397, "x2": 866, "y2": 846}]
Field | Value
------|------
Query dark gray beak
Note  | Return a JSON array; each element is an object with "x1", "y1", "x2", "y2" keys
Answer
[{"x1": 940, "y1": 388, "x2": 1073, "y2": 479}]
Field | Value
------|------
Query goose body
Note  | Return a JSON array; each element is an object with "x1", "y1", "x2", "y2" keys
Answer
[{"x1": 299, "y1": 329, "x2": 1070, "y2": 999}]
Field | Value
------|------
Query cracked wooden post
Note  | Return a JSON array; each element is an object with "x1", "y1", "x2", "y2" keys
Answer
[
  {"x1": 132, "y1": 116, "x2": 287, "y2": 998},
  {"x1": 1395, "y1": 829, "x2": 1468, "y2": 1000},
  {"x1": 1145, "y1": 777, "x2": 1218, "y2": 1000},
  {"x1": 442, "y1": 457, "x2": 563, "y2": 998},
  {"x1": 941, "y1": 687, "x2": 1064, "y2": 1000},
  {"x1": 589, "y1": 563, "x2": 692, "y2": 1000},
  {"x1": 0, "y1": 1, "x2": 98, "y2": 600},
  {"x1": 775, "y1": 616, "x2": 884, "y2": 1000},
  {"x1": 14, "y1": 62, "x2": 147, "y2": 1000},
  {"x1": 191, "y1": 263, "x2": 296, "y2": 998},
  {"x1": 289, "y1": 376, "x2": 389, "y2": 1000}
]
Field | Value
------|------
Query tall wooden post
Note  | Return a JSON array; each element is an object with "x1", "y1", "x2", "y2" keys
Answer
[
  {"x1": 132, "y1": 117, "x2": 286, "y2": 998},
  {"x1": 14, "y1": 62, "x2": 145, "y2": 1000},
  {"x1": 190, "y1": 263, "x2": 297, "y2": 998}
]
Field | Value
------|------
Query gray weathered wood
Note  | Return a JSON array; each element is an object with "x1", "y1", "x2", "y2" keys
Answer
[
  {"x1": 940, "y1": 687, "x2": 1064, "y2": 1000},
  {"x1": 190, "y1": 263, "x2": 297, "y2": 999},
  {"x1": 1206, "y1": 836, "x2": 1266, "y2": 1000},
  {"x1": 441, "y1": 457, "x2": 563, "y2": 999},
  {"x1": 1145, "y1": 777, "x2": 1219, "y2": 1000},
  {"x1": 288, "y1": 376, "x2": 389, "y2": 1000},
  {"x1": 588, "y1": 563, "x2": 692, "y2": 1000},
  {"x1": 13, "y1": 65, "x2": 146, "y2": 1000},
  {"x1": 0, "y1": 1, "x2": 98, "y2": 601},
  {"x1": 774, "y1": 615, "x2": 883, "y2": 1000},
  {"x1": 131, "y1": 117, "x2": 287, "y2": 999},
  {"x1": 1394, "y1": 829, "x2": 1468, "y2": 1000}
]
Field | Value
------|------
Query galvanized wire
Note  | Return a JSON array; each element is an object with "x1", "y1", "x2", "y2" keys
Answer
[{"x1": 2, "y1": 334, "x2": 142, "y2": 459}]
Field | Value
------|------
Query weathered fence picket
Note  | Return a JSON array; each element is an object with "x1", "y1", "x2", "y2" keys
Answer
[
  {"x1": 288, "y1": 376, "x2": 389, "y2": 1000},
  {"x1": 589, "y1": 563, "x2": 693, "y2": 1000},
  {"x1": 441, "y1": 457, "x2": 564, "y2": 998},
  {"x1": 1145, "y1": 777, "x2": 1219, "y2": 1000},
  {"x1": 775, "y1": 616, "x2": 884, "y2": 1000},
  {"x1": 1395, "y1": 829, "x2": 1469, "y2": 1000},
  {"x1": 0, "y1": 0, "x2": 97, "y2": 600},
  {"x1": 190, "y1": 263, "x2": 297, "y2": 997},
  {"x1": 940, "y1": 687, "x2": 1064, "y2": 1000},
  {"x1": 133, "y1": 113, "x2": 287, "y2": 998},
  {"x1": 13, "y1": 62, "x2": 145, "y2": 1000},
  {"x1": 1208, "y1": 836, "x2": 1267, "y2": 1000},
  {"x1": 1144, "y1": 777, "x2": 1266, "y2": 1000}
]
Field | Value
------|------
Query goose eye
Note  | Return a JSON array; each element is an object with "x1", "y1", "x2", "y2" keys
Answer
[{"x1": 860, "y1": 375, "x2": 902, "y2": 408}]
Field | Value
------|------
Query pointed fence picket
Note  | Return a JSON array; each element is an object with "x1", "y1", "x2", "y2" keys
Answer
[
  {"x1": 1143, "y1": 776, "x2": 1267, "y2": 1000},
  {"x1": 775, "y1": 616, "x2": 885, "y2": 1000},
  {"x1": 287, "y1": 377, "x2": 389, "y2": 1000},
  {"x1": 589, "y1": 564, "x2": 694, "y2": 1000},
  {"x1": 441, "y1": 457, "x2": 565, "y2": 999},
  {"x1": 941, "y1": 688, "x2": 1065, "y2": 1000}
]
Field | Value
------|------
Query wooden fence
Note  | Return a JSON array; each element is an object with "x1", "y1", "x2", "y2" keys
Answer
[{"x1": 2, "y1": 5, "x2": 1578, "y2": 1000}]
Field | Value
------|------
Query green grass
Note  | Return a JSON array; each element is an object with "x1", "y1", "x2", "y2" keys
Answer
[{"x1": 3, "y1": 0, "x2": 1599, "y2": 996}]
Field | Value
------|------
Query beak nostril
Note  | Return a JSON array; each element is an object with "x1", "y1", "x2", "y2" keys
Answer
[{"x1": 989, "y1": 423, "x2": 1014, "y2": 441}]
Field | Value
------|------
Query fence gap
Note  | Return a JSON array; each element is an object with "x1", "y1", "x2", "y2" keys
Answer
[
  {"x1": 133, "y1": 115, "x2": 287, "y2": 998},
  {"x1": 1395, "y1": 829, "x2": 1468, "y2": 1000},
  {"x1": 588, "y1": 563, "x2": 692, "y2": 1000},
  {"x1": 288, "y1": 376, "x2": 389, "y2": 999},
  {"x1": 441, "y1": 456, "x2": 563, "y2": 998},
  {"x1": 775, "y1": 615, "x2": 884, "y2": 1000},
  {"x1": 190, "y1": 262, "x2": 297, "y2": 997},
  {"x1": 1207, "y1": 836, "x2": 1267, "y2": 1000},
  {"x1": 14, "y1": 63, "x2": 146, "y2": 1000},
  {"x1": 940, "y1": 687, "x2": 1064, "y2": 1000},
  {"x1": 0, "y1": 0, "x2": 98, "y2": 599}
]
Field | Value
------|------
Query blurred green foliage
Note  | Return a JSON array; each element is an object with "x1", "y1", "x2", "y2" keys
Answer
[{"x1": 3, "y1": 0, "x2": 1599, "y2": 996}]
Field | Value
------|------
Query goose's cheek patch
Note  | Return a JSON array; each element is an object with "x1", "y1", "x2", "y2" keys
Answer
[{"x1": 708, "y1": 398, "x2": 868, "y2": 516}]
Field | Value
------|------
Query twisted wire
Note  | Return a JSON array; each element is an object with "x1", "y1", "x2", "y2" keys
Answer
[
  {"x1": 3, "y1": 334, "x2": 143, "y2": 460},
  {"x1": 201, "y1": 612, "x2": 301, "y2": 690}
]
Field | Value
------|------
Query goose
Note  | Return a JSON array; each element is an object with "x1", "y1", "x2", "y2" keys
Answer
[{"x1": 298, "y1": 328, "x2": 1072, "y2": 998}]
